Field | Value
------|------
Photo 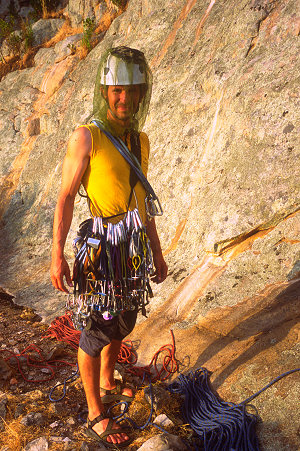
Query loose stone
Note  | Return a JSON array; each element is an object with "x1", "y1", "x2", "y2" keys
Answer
[
  {"x1": 136, "y1": 432, "x2": 189, "y2": 450},
  {"x1": 20, "y1": 412, "x2": 46, "y2": 426},
  {"x1": 24, "y1": 436, "x2": 48, "y2": 451},
  {"x1": 153, "y1": 413, "x2": 175, "y2": 428}
]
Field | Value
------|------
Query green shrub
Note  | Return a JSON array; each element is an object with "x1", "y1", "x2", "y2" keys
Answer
[
  {"x1": 21, "y1": 19, "x2": 33, "y2": 51},
  {"x1": 111, "y1": 0, "x2": 127, "y2": 7},
  {"x1": 82, "y1": 18, "x2": 96, "y2": 51},
  {"x1": 0, "y1": 17, "x2": 33, "y2": 58},
  {"x1": 0, "y1": 16, "x2": 14, "y2": 41},
  {"x1": 7, "y1": 32, "x2": 22, "y2": 55}
]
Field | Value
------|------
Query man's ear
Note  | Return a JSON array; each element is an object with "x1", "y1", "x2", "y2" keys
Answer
[{"x1": 101, "y1": 86, "x2": 108, "y2": 100}]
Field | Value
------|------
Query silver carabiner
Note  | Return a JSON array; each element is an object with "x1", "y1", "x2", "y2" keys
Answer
[{"x1": 145, "y1": 196, "x2": 163, "y2": 218}]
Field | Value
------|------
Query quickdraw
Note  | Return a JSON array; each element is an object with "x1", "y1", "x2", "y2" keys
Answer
[{"x1": 67, "y1": 208, "x2": 153, "y2": 329}]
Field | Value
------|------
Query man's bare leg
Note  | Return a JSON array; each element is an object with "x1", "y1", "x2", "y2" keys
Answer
[
  {"x1": 78, "y1": 347, "x2": 129, "y2": 445},
  {"x1": 100, "y1": 339, "x2": 134, "y2": 397}
]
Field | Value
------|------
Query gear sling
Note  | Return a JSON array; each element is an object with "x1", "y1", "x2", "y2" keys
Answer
[{"x1": 67, "y1": 121, "x2": 163, "y2": 330}]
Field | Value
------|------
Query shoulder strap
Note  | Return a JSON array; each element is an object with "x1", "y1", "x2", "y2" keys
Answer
[
  {"x1": 91, "y1": 120, "x2": 163, "y2": 217},
  {"x1": 129, "y1": 131, "x2": 141, "y2": 189}
]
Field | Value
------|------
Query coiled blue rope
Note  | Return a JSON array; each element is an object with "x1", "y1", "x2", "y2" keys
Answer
[{"x1": 168, "y1": 367, "x2": 300, "y2": 451}]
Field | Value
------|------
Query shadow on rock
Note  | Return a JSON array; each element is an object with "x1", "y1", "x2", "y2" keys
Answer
[{"x1": 193, "y1": 279, "x2": 300, "y2": 389}]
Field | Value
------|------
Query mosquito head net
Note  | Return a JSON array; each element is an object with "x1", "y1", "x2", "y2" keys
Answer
[{"x1": 93, "y1": 46, "x2": 153, "y2": 136}]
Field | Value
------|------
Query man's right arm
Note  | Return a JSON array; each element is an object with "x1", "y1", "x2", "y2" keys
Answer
[{"x1": 50, "y1": 127, "x2": 92, "y2": 292}]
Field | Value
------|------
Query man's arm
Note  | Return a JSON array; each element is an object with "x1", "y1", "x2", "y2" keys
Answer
[
  {"x1": 146, "y1": 218, "x2": 168, "y2": 283},
  {"x1": 50, "y1": 127, "x2": 92, "y2": 292}
]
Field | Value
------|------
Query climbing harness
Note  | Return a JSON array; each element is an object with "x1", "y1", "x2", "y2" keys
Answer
[{"x1": 67, "y1": 208, "x2": 154, "y2": 330}]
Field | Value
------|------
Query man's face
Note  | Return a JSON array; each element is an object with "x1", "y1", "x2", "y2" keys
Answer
[{"x1": 105, "y1": 85, "x2": 141, "y2": 126}]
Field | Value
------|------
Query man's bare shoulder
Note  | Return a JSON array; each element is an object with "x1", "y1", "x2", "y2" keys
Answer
[{"x1": 67, "y1": 126, "x2": 92, "y2": 158}]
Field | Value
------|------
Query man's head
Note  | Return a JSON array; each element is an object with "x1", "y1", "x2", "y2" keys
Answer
[
  {"x1": 93, "y1": 46, "x2": 152, "y2": 135},
  {"x1": 104, "y1": 84, "x2": 142, "y2": 127}
]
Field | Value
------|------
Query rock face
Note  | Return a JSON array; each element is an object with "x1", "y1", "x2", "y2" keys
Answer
[
  {"x1": 67, "y1": 0, "x2": 117, "y2": 26},
  {"x1": 32, "y1": 19, "x2": 65, "y2": 47},
  {"x1": 0, "y1": 0, "x2": 299, "y2": 449}
]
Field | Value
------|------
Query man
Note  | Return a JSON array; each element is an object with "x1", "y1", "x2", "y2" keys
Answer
[{"x1": 50, "y1": 47, "x2": 167, "y2": 447}]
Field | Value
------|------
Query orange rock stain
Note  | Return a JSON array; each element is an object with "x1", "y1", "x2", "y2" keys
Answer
[
  {"x1": 190, "y1": 0, "x2": 216, "y2": 53},
  {"x1": 151, "y1": 0, "x2": 198, "y2": 68},
  {"x1": 164, "y1": 197, "x2": 192, "y2": 256},
  {"x1": 0, "y1": 136, "x2": 38, "y2": 220}
]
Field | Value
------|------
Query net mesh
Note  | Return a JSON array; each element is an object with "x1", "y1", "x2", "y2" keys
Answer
[{"x1": 93, "y1": 46, "x2": 152, "y2": 136}]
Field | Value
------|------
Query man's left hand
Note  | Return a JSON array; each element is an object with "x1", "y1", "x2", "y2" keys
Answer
[{"x1": 151, "y1": 252, "x2": 168, "y2": 283}]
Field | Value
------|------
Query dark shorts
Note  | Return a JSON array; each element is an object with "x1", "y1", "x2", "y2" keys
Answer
[{"x1": 79, "y1": 309, "x2": 138, "y2": 358}]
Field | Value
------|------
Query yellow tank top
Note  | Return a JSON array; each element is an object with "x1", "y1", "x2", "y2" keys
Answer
[{"x1": 81, "y1": 123, "x2": 149, "y2": 224}]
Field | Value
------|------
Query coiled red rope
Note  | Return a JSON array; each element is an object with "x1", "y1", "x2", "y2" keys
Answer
[
  {"x1": 44, "y1": 311, "x2": 178, "y2": 382},
  {"x1": 2, "y1": 312, "x2": 178, "y2": 383},
  {"x1": 43, "y1": 311, "x2": 81, "y2": 350},
  {"x1": 123, "y1": 330, "x2": 178, "y2": 382},
  {"x1": 117, "y1": 339, "x2": 138, "y2": 366}
]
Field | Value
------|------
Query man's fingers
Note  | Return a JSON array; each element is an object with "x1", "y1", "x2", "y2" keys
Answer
[
  {"x1": 51, "y1": 259, "x2": 72, "y2": 292},
  {"x1": 65, "y1": 267, "x2": 73, "y2": 288},
  {"x1": 161, "y1": 265, "x2": 168, "y2": 281},
  {"x1": 59, "y1": 280, "x2": 69, "y2": 293},
  {"x1": 51, "y1": 273, "x2": 70, "y2": 293},
  {"x1": 151, "y1": 271, "x2": 161, "y2": 283},
  {"x1": 151, "y1": 262, "x2": 168, "y2": 284},
  {"x1": 56, "y1": 276, "x2": 69, "y2": 293}
]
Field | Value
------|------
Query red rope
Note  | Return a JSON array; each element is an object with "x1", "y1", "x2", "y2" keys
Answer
[
  {"x1": 43, "y1": 312, "x2": 178, "y2": 382},
  {"x1": 0, "y1": 343, "x2": 76, "y2": 383},
  {"x1": 117, "y1": 339, "x2": 138, "y2": 365},
  {"x1": 124, "y1": 330, "x2": 178, "y2": 382},
  {"x1": 43, "y1": 311, "x2": 81, "y2": 349}
]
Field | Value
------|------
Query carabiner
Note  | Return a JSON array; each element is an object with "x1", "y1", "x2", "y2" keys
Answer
[{"x1": 145, "y1": 196, "x2": 163, "y2": 218}]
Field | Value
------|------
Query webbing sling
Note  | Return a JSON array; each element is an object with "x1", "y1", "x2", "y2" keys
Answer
[
  {"x1": 129, "y1": 131, "x2": 141, "y2": 188},
  {"x1": 91, "y1": 119, "x2": 163, "y2": 217}
]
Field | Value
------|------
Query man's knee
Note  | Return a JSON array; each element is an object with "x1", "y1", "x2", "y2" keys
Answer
[{"x1": 78, "y1": 345, "x2": 101, "y2": 362}]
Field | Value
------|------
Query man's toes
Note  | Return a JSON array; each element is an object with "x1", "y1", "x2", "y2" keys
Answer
[
  {"x1": 121, "y1": 432, "x2": 129, "y2": 441},
  {"x1": 118, "y1": 433, "x2": 129, "y2": 443},
  {"x1": 107, "y1": 432, "x2": 128, "y2": 444},
  {"x1": 123, "y1": 387, "x2": 133, "y2": 397},
  {"x1": 106, "y1": 434, "x2": 116, "y2": 444}
]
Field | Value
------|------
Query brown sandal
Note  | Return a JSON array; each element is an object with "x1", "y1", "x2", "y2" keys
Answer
[
  {"x1": 100, "y1": 379, "x2": 134, "y2": 404},
  {"x1": 85, "y1": 412, "x2": 131, "y2": 448}
]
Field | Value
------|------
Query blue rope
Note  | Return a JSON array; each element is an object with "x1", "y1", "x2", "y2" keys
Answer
[
  {"x1": 49, "y1": 364, "x2": 79, "y2": 402},
  {"x1": 239, "y1": 368, "x2": 300, "y2": 405},
  {"x1": 109, "y1": 376, "x2": 169, "y2": 434},
  {"x1": 168, "y1": 367, "x2": 300, "y2": 451}
]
